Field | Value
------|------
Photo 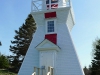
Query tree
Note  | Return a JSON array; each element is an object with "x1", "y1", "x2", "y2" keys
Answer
[
  {"x1": 83, "y1": 66, "x2": 91, "y2": 75},
  {"x1": 91, "y1": 38, "x2": 100, "y2": 75},
  {"x1": 0, "y1": 53, "x2": 9, "y2": 69},
  {"x1": 0, "y1": 41, "x2": 2, "y2": 46},
  {"x1": 9, "y1": 14, "x2": 36, "y2": 72}
]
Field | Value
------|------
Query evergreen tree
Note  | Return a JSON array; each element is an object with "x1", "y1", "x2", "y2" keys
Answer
[
  {"x1": 83, "y1": 66, "x2": 91, "y2": 75},
  {"x1": 0, "y1": 41, "x2": 2, "y2": 46},
  {"x1": 9, "y1": 14, "x2": 36, "y2": 72},
  {"x1": 0, "y1": 54, "x2": 9, "y2": 69},
  {"x1": 91, "y1": 39, "x2": 100, "y2": 75}
]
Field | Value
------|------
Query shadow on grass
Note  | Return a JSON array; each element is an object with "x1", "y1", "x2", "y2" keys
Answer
[{"x1": 0, "y1": 69, "x2": 17, "y2": 75}]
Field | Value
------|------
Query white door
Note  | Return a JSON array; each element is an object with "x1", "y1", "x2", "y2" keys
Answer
[{"x1": 40, "y1": 51, "x2": 54, "y2": 75}]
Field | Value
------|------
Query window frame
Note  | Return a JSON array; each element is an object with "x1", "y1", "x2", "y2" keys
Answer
[
  {"x1": 46, "y1": 0, "x2": 58, "y2": 4},
  {"x1": 45, "y1": 19, "x2": 56, "y2": 34},
  {"x1": 51, "y1": 0, "x2": 58, "y2": 3}
]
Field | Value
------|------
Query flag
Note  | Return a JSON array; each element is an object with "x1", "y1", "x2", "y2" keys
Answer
[
  {"x1": 46, "y1": 0, "x2": 58, "y2": 9},
  {"x1": 47, "y1": 4, "x2": 58, "y2": 9}
]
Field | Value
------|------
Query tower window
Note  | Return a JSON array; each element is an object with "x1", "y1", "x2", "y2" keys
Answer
[
  {"x1": 46, "y1": 0, "x2": 58, "y2": 4},
  {"x1": 46, "y1": 0, "x2": 49, "y2": 4},
  {"x1": 51, "y1": 0, "x2": 58, "y2": 3},
  {"x1": 46, "y1": 19, "x2": 56, "y2": 34},
  {"x1": 47, "y1": 21, "x2": 54, "y2": 32}
]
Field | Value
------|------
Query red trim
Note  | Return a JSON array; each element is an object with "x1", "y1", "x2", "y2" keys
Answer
[
  {"x1": 45, "y1": 34, "x2": 57, "y2": 44},
  {"x1": 46, "y1": 4, "x2": 58, "y2": 10},
  {"x1": 51, "y1": 4, "x2": 58, "y2": 9},
  {"x1": 45, "y1": 12, "x2": 56, "y2": 18}
]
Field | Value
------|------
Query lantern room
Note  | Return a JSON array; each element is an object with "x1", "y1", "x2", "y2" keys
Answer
[{"x1": 31, "y1": 0, "x2": 70, "y2": 11}]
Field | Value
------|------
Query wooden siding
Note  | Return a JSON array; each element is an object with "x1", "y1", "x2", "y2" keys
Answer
[{"x1": 18, "y1": 7, "x2": 84, "y2": 75}]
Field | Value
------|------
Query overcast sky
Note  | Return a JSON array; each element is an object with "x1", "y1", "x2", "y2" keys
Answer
[{"x1": 0, "y1": 0, "x2": 100, "y2": 68}]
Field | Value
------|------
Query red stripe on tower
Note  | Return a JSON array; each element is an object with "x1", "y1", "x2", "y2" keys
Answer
[
  {"x1": 45, "y1": 34, "x2": 57, "y2": 44},
  {"x1": 45, "y1": 12, "x2": 56, "y2": 18}
]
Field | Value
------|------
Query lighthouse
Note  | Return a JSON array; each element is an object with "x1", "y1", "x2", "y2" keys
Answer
[{"x1": 18, "y1": 0, "x2": 84, "y2": 75}]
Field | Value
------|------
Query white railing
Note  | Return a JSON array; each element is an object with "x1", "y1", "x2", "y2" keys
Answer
[
  {"x1": 32, "y1": 67, "x2": 40, "y2": 75},
  {"x1": 32, "y1": 72, "x2": 36, "y2": 75},
  {"x1": 47, "y1": 66, "x2": 53, "y2": 75},
  {"x1": 31, "y1": 0, "x2": 71, "y2": 12},
  {"x1": 47, "y1": 72, "x2": 50, "y2": 75},
  {"x1": 31, "y1": 0, "x2": 42, "y2": 12},
  {"x1": 32, "y1": 66, "x2": 53, "y2": 75}
]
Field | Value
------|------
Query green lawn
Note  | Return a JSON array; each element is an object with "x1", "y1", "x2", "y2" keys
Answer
[{"x1": 0, "y1": 70, "x2": 17, "y2": 75}]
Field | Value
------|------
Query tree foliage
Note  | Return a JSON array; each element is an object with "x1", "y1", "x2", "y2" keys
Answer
[
  {"x1": 83, "y1": 66, "x2": 91, "y2": 75},
  {"x1": 0, "y1": 41, "x2": 2, "y2": 46},
  {"x1": 9, "y1": 14, "x2": 36, "y2": 72},
  {"x1": 91, "y1": 38, "x2": 100, "y2": 75},
  {"x1": 0, "y1": 53, "x2": 9, "y2": 69}
]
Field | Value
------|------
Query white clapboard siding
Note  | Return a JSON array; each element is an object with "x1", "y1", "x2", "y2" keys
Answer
[{"x1": 18, "y1": 7, "x2": 84, "y2": 75}]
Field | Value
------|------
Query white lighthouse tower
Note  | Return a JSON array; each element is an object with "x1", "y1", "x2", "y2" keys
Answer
[{"x1": 18, "y1": 0, "x2": 84, "y2": 75}]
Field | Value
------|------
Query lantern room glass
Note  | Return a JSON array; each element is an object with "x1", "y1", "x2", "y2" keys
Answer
[{"x1": 46, "y1": 0, "x2": 58, "y2": 4}]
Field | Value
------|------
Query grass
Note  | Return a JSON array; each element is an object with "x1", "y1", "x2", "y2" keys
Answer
[{"x1": 0, "y1": 70, "x2": 17, "y2": 75}]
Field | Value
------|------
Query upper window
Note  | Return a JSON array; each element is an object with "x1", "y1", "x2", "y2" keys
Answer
[
  {"x1": 51, "y1": 0, "x2": 58, "y2": 3},
  {"x1": 46, "y1": 0, "x2": 49, "y2": 4},
  {"x1": 46, "y1": 19, "x2": 56, "y2": 34},
  {"x1": 47, "y1": 21, "x2": 54, "y2": 33},
  {"x1": 46, "y1": 0, "x2": 58, "y2": 4}
]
